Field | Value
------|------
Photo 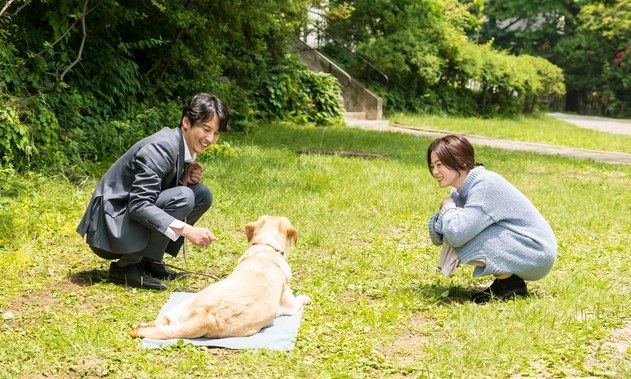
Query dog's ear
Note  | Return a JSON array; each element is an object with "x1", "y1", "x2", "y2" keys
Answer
[
  {"x1": 286, "y1": 226, "x2": 298, "y2": 246},
  {"x1": 245, "y1": 222, "x2": 256, "y2": 241}
]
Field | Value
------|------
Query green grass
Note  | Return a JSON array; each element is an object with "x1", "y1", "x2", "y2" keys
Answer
[
  {"x1": 390, "y1": 112, "x2": 631, "y2": 154},
  {"x1": 1, "y1": 121, "x2": 630, "y2": 378}
]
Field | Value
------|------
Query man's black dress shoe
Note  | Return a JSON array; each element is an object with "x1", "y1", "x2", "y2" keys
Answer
[
  {"x1": 141, "y1": 259, "x2": 189, "y2": 280},
  {"x1": 472, "y1": 275, "x2": 528, "y2": 304},
  {"x1": 107, "y1": 262, "x2": 167, "y2": 290}
]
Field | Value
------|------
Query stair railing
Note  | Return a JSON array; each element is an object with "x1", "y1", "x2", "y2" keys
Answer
[{"x1": 300, "y1": 12, "x2": 389, "y2": 88}]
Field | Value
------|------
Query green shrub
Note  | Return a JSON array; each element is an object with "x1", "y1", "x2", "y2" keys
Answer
[
  {"x1": 446, "y1": 43, "x2": 565, "y2": 116},
  {"x1": 259, "y1": 56, "x2": 343, "y2": 125},
  {"x1": 520, "y1": 55, "x2": 566, "y2": 114},
  {"x1": 0, "y1": 0, "x2": 327, "y2": 172},
  {"x1": 0, "y1": 94, "x2": 67, "y2": 171},
  {"x1": 0, "y1": 98, "x2": 29, "y2": 168},
  {"x1": 324, "y1": 0, "x2": 565, "y2": 117}
]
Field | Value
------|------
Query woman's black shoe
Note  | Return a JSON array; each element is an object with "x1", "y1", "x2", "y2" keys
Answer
[{"x1": 471, "y1": 275, "x2": 528, "y2": 304}]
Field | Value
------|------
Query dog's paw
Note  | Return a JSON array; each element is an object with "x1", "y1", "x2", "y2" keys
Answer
[{"x1": 297, "y1": 294, "x2": 311, "y2": 305}]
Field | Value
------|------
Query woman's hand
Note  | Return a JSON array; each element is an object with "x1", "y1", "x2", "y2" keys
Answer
[
  {"x1": 183, "y1": 162, "x2": 204, "y2": 185},
  {"x1": 439, "y1": 197, "x2": 455, "y2": 209}
]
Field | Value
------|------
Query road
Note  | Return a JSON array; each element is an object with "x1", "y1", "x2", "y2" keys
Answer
[{"x1": 547, "y1": 112, "x2": 631, "y2": 136}]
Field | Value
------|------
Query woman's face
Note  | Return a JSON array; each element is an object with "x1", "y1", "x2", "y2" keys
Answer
[
  {"x1": 182, "y1": 115, "x2": 220, "y2": 155},
  {"x1": 430, "y1": 151, "x2": 467, "y2": 189}
]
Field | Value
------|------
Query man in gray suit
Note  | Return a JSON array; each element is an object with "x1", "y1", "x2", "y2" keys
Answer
[{"x1": 77, "y1": 93, "x2": 229, "y2": 290}]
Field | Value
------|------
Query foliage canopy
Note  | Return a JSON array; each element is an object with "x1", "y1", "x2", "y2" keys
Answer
[
  {"x1": 0, "y1": 0, "x2": 342, "y2": 172},
  {"x1": 0, "y1": 0, "x2": 577, "y2": 172},
  {"x1": 480, "y1": 0, "x2": 631, "y2": 116},
  {"x1": 320, "y1": 0, "x2": 565, "y2": 116}
]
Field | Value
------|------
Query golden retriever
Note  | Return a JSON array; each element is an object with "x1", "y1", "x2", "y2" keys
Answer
[{"x1": 128, "y1": 215, "x2": 311, "y2": 339}]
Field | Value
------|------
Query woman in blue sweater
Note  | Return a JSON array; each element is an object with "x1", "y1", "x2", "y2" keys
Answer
[{"x1": 427, "y1": 135, "x2": 557, "y2": 303}]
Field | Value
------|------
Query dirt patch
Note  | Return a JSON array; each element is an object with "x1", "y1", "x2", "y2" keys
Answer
[
  {"x1": 2, "y1": 279, "x2": 102, "y2": 329},
  {"x1": 391, "y1": 333, "x2": 431, "y2": 352},
  {"x1": 8, "y1": 280, "x2": 85, "y2": 311},
  {"x1": 67, "y1": 356, "x2": 111, "y2": 378},
  {"x1": 379, "y1": 313, "x2": 435, "y2": 365},
  {"x1": 564, "y1": 167, "x2": 628, "y2": 183},
  {"x1": 603, "y1": 320, "x2": 631, "y2": 354},
  {"x1": 582, "y1": 318, "x2": 631, "y2": 375},
  {"x1": 297, "y1": 148, "x2": 391, "y2": 159}
]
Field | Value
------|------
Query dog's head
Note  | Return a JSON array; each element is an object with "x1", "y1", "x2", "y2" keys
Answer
[{"x1": 244, "y1": 215, "x2": 298, "y2": 258}]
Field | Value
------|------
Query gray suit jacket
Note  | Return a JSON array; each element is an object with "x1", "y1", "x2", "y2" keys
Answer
[{"x1": 77, "y1": 127, "x2": 185, "y2": 253}]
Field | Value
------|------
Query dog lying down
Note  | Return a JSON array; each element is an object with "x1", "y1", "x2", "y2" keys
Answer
[{"x1": 129, "y1": 215, "x2": 311, "y2": 340}]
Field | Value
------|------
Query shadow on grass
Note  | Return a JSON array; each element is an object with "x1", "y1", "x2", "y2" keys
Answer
[
  {"x1": 411, "y1": 283, "x2": 544, "y2": 305},
  {"x1": 68, "y1": 268, "x2": 205, "y2": 293},
  {"x1": 404, "y1": 283, "x2": 474, "y2": 305},
  {"x1": 69, "y1": 268, "x2": 108, "y2": 287}
]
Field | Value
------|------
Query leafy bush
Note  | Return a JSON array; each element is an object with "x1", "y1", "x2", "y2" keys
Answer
[
  {"x1": 0, "y1": 93, "x2": 67, "y2": 171},
  {"x1": 520, "y1": 55, "x2": 566, "y2": 113},
  {"x1": 579, "y1": 1, "x2": 631, "y2": 116},
  {"x1": 0, "y1": 98, "x2": 29, "y2": 168},
  {"x1": 323, "y1": 0, "x2": 565, "y2": 117},
  {"x1": 0, "y1": 0, "x2": 322, "y2": 172},
  {"x1": 259, "y1": 56, "x2": 343, "y2": 125}
]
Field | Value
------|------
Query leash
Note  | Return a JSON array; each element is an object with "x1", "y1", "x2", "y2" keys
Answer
[
  {"x1": 161, "y1": 243, "x2": 284, "y2": 281},
  {"x1": 161, "y1": 216, "x2": 220, "y2": 280},
  {"x1": 160, "y1": 260, "x2": 221, "y2": 280},
  {"x1": 182, "y1": 216, "x2": 188, "y2": 267}
]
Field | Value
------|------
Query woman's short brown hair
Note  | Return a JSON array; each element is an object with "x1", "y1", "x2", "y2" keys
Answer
[{"x1": 427, "y1": 134, "x2": 478, "y2": 175}]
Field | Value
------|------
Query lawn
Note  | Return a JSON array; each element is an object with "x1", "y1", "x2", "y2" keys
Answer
[
  {"x1": 0, "y1": 120, "x2": 629, "y2": 378},
  {"x1": 390, "y1": 113, "x2": 631, "y2": 154}
]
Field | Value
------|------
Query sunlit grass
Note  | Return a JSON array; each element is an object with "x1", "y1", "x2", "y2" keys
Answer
[
  {"x1": 0, "y1": 122, "x2": 629, "y2": 378},
  {"x1": 390, "y1": 112, "x2": 631, "y2": 154}
]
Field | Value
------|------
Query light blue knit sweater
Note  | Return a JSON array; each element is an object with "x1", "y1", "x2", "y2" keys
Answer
[{"x1": 428, "y1": 166, "x2": 557, "y2": 281}]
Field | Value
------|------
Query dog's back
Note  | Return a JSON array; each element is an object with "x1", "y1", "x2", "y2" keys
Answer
[{"x1": 129, "y1": 215, "x2": 307, "y2": 340}]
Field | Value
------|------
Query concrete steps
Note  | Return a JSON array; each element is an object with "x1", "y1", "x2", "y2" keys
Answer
[{"x1": 293, "y1": 40, "x2": 384, "y2": 124}]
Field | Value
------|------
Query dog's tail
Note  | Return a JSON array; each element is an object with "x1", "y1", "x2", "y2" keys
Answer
[{"x1": 128, "y1": 311, "x2": 220, "y2": 340}]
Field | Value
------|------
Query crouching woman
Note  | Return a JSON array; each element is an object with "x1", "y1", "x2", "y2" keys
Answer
[{"x1": 426, "y1": 135, "x2": 557, "y2": 303}]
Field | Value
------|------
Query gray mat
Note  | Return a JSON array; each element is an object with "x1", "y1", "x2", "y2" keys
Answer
[{"x1": 141, "y1": 292, "x2": 304, "y2": 351}]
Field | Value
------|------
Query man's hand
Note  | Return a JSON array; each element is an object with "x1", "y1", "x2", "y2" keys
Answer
[
  {"x1": 180, "y1": 224, "x2": 216, "y2": 248},
  {"x1": 183, "y1": 162, "x2": 204, "y2": 185}
]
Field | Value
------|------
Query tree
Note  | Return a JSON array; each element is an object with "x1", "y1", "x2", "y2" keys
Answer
[
  {"x1": 321, "y1": 0, "x2": 564, "y2": 115},
  {"x1": 479, "y1": 0, "x2": 585, "y2": 55},
  {"x1": 579, "y1": 0, "x2": 631, "y2": 115},
  {"x1": 1, "y1": 0, "x2": 345, "y2": 171},
  {"x1": 479, "y1": 0, "x2": 631, "y2": 116}
]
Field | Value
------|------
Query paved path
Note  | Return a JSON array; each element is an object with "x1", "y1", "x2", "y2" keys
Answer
[
  {"x1": 547, "y1": 112, "x2": 631, "y2": 136},
  {"x1": 346, "y1": 115, "x2": 631, "y2": 165}
]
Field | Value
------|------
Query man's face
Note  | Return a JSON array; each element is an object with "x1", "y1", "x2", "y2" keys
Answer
[{"x1": 182, "y1": 115, "x2": 220, "y2": 155}]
